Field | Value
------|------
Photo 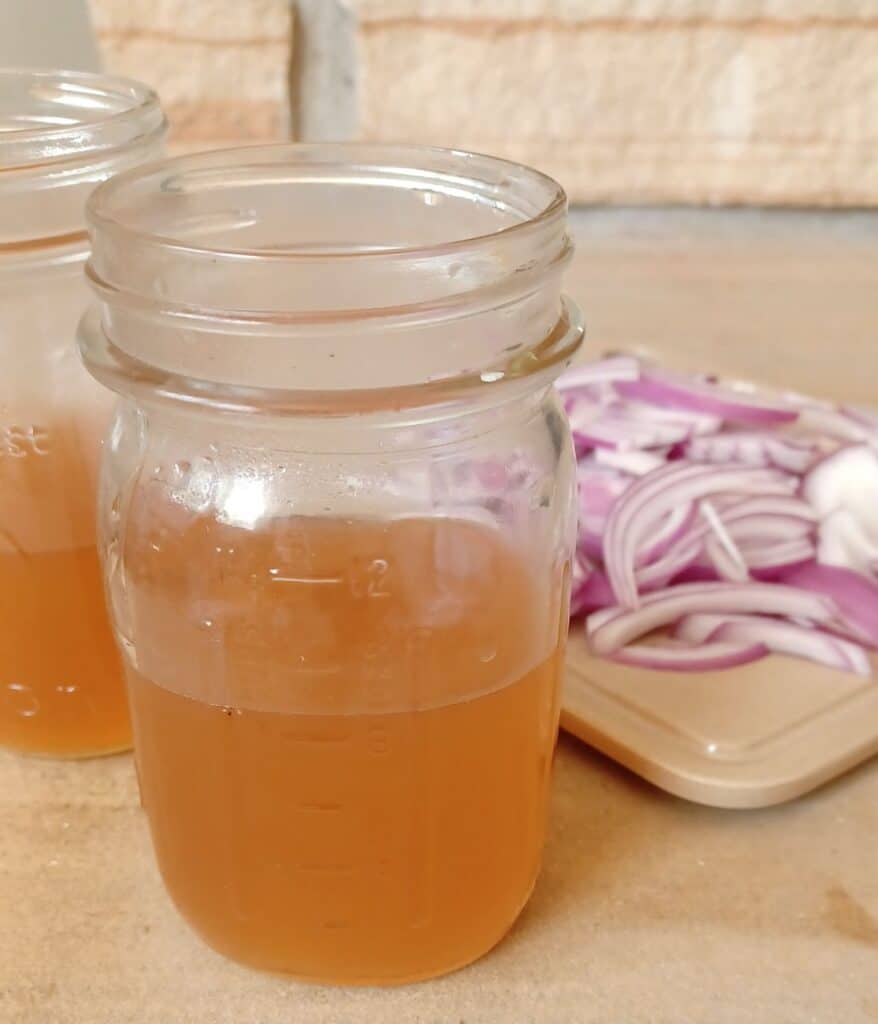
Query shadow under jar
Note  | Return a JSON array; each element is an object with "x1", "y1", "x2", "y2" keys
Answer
[
  {"x1": 0, "y1": 70, "x2": 165, "y2": 757},
  {"x1": 79, "y1": 144, "x2": 583, "y2": 984}
]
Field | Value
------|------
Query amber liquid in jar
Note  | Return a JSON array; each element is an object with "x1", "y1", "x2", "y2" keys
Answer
[
  {"x1": 125, "y1": 509, "x2": 564, "y2": 983},
  {"x1": 0, "y1": 422, "x2": 128, "y2": 756}
]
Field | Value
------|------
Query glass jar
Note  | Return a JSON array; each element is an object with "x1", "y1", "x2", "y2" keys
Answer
[
  {"x1": 79, "y1": 144, "x2": 583, "y2": 983},
  {"x1": 0, "y1": 70, "x2": 165, "y2": 757}
]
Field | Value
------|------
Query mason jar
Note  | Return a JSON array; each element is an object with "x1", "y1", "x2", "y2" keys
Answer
[
  {"x1": 79, "y1": 144, "x2": 582, "y2": 983},
  {"x1": 0, "y1": 70, "x2": 166, "y2": 756}
]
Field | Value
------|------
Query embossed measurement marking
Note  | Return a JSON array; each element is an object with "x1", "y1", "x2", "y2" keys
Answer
[
  {"x1": 269, "y1": 575, "x2": 343, "y2": 585},
  {"x1": 0, "y1": 426, "x2": 49, "y2": 458}
]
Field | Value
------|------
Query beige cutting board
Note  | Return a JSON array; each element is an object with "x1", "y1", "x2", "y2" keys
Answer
[
  {"x1": 559, "y1": 235, "x2": 878, "y2": 810},
  {"x1": 563, "y1": 615, "x2": 878, "y2": 809}
]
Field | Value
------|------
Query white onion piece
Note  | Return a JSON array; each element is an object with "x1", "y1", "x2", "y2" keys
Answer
[
  {"x1": 587, "y1": 582, "x2": 836, "y2": 656},
  {"x1": 676, "y1": 613, "x2": 871, "y2": 677},
  {"x1": 803, "y1": 444, "x2": 878, "y2": 578},
  {"x1": 816, "y1": 507, "x2": 878, "y2": 578}
]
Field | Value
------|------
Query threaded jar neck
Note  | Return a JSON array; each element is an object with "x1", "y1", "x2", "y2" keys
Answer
[{"x1": 82, "y1": 144, "x2": 582, "y2": 416}]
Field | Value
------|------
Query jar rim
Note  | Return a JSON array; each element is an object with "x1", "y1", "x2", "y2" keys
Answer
[
  {"x1": 86, "y1": 142, "x2": 567, "y2": 265},
  {"x1": 82, "y1": 143, "x2": 582, "y2": 414},
  {"x1": 0, "y1": 68, "x2": 164, "y2": 169}
]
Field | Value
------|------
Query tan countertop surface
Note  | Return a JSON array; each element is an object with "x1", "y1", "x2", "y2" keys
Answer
[{"x1": 3, "y1": 211, "x2": 878, "y2": 1024}]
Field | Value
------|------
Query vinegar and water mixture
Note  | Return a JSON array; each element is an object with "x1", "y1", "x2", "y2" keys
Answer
[
  {"x1": 124, "y1": 504, "x2": 565, "y2": 983},
  {"x1": 0, "y1": 424, "x2": 127, "y2": 755}
]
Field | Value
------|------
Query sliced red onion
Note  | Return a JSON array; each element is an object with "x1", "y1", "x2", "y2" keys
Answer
[
  {"x1": 635, "y1": 500, "x2": 815, "y2": 590},
  {"x1": 636, "y1": 502, "x2": 697, "y2": 566},
  {"x1": 796, "y1": 406, "x2": 873, "y2": 443},
  {"x1": 617, "y1": 400, "x2": 722, "y2": 437},
  {"x1": 594, "y1": 448, "x2": 668, "y2": 476},
  {"x1": 611, "y1": 639, "x2": 768, "y2": 672},
  {"x1": 576, "y1": 465, "x2": 631, "y2": 555},
  {"x1": 560, "y1": 354, "x2": 877, "y2": 678},
  {"x1": 686, "y1": 432, "x2": 819, "y2": 474},
  {"x1": 700, "y1": 500, "x2": 749, "y2": 579},
  {"x1": 636, "y1": 539, "x2": 703, "y2": 591},
  {"x1": 578, "y1": 528, "x2": 605, "y2": 562},
  {"x1": 587, "y1": 582, "x2": 836, "y2": 656},
  {"x1": 570, "y1": 566, "x2": 616, "y2": 619},
  {"x1": 779, "y1": 562, "x2": 878, "y2": 648},
  {"x1": 556, "y1": 356, "x2": 640, "y2": 392},
  {"x1": 604, "y1": 462, "x2": 797, "y2": 607},
  {"x1": 705, "y1": 535, "x2": 749, "y2": 582},
  {"x1": 568, "y1": 402, "x2": 693, "y2": 451},
  {"x1": 842, "y1": 405, "x2": 878, "y2": 432},
  {"x1": 616, "y1": 367, "x2": 798, "y2": 425},
  {"x1": 569, "y1": 552, "x2": 594, "y2": 617},
  {"x1": 738, "y1": 536, "x2": 817, "y2": 572},
  {"x1": 676, "y1": 613, "x2": 871, "y2": 677}
]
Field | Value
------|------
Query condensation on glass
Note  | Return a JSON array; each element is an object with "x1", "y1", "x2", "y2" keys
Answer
[
  {"x1": 0, "y1": 70, "x2": 165, "y2": 756},
  {"x1": 79, "y1": 144, "x2": 584, "y2": 982}
]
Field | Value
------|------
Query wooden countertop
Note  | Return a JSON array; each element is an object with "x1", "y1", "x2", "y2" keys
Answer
[{"x1": 4, "y1": 212, "x2": 878, "y2": 1023}]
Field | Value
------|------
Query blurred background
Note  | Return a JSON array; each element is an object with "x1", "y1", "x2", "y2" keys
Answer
[
  {"x1": 2, "y1": 0, "x2": 876, "y2": 403},
  {"x1": 8, "y1": 0, "x2": 876, "y2": 207},
  {"x1": 6, "y1": 0, "x2": 875, "y2": 208}
]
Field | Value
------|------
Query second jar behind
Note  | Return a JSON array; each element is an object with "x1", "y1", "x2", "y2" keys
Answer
[
  {"x1": 0, "y1": 70, "x2": 165, "y2": 756},
  {"x1": 80, "y1": 145, "x2": 583, "y2": 983}
]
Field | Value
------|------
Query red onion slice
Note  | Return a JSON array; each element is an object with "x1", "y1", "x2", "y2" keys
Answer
[
  {"x1": 796, "y1": 406, "x2": 873, "y2": 443},
  {"x1": 604, "y1": 462, "x2": 797, "y2": 606},
  {"x1": 556, "y1": 356, "x2": 640, "y2": 392},
  {"x1": 779, "y1": 562, "x2": 878, "y2": 648},
  {"x1": 568, "y1": 402, "x2": 693, "y2": 451},
  {"x1": 676, "y1": 613, "x2": 871, "y2": 677},
  {"x1": 587, "y1": 582, "x2": 836, "y2": 656},
  {"x1": 686, "y1": 432, "x2": 819, "y2": 474},
  {"x1": 569, "y1": 552, "x2": 594, "y2": 617},
  {"x1": 612, "y1": 639, "x2": 768, "y2": 672},
  {"x1": 634, "y1": 498, "x2": 815, "y2": 589},
  {"x1": 616, "y1": 399, "x2": 722, "y2": 437},
  {"x1": 843, "y1": 405, "x2": 878, "y2": 432},
  {"x1": 739, "y1": 536, "x2": 817, "y2": 572},
  {"x1": 570, "y1": 566, "x2": 616, "y2": 618},
  {"x1": 594, "y1": 448, "x2": 668, "y2": 476},
  {"x1": 559, "y1": 353, "x2": 877, "y2": 677},
  {"x1": 705, "y1": 535, "x2": 749, "y2": 582},
  {"x1": 636, "y1": 502, "x2": 698, "y2": 566},
  {"x1": 616, "y1": 367, "x2": 798, "y2": 425}
]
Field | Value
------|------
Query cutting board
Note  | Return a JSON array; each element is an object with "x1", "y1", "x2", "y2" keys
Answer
[
  {"x1": 559, "y1": 233, "x2": 878, "y2": 809},
  {"x1": 563, "y1": 635, "x2": 878, "y2": 808}
]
